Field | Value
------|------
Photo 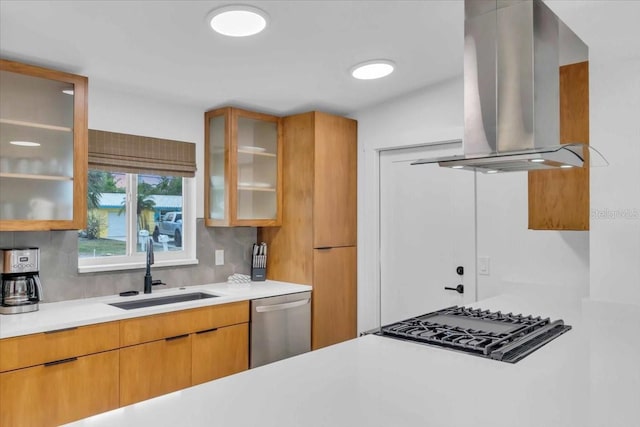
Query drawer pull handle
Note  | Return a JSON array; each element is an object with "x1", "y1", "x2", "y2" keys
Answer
[
  {"x1": 196, "y1": 328, "x2": 218, "y2": 335},
  {"x1": 255, "y1": 299, "x2": 310, "y2": 313},
  {"x1": 44, "y1": 357, "x2": 78, "y2": 367},
  {"x1": 44, "y1": 326, "x2": 78, "y2": 334},
  {"x1": 165, "y1": 334, "x2": 189, "y2": 341}
]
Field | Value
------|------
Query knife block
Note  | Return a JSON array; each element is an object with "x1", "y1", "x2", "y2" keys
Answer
[{"x1": 251, "y1": 266, "x2": 266, "y2": 281}]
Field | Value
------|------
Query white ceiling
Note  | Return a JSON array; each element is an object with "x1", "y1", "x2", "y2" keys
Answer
[{"x1": 1, "y1": 1, "x2": 638, "y2": 117}]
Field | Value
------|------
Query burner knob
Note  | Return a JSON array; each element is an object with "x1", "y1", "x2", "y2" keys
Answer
[{"x1": 444, "y1": 284, "x2": 464, "y2": 294}]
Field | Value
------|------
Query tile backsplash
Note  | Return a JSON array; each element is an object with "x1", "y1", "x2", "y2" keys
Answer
[{"x1": 0, "y1": 219, "x2": 256, "y2": 302}]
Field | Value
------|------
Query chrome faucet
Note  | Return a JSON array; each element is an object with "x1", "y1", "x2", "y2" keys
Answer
[{"x1": 144, "y1": 237, "x2": 154, "y2": 294}]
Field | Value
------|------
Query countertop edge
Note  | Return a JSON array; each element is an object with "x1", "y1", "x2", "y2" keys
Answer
[{"x1": 0, "y1": 280, "x2": 312, "y2": 339}]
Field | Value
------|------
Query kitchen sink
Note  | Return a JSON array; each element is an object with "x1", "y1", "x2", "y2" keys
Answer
[{"x1": 108, "y1": 292, "x2": 218, "y2": 310}]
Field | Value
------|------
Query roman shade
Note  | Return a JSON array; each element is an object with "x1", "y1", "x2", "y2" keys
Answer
[{"x1": 88, "y1": 129, "x2": 197, "y2": 177}]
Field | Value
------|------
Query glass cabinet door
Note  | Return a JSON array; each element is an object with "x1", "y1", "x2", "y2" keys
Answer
[
  {"x1": 205, "y1": 107, "x2": 281, "y2": 227},
  {"x1": 207, "y1": 114, "x2": 226, "y2": 221},
  {"x1": 0, "y1": 60, "x2": 87, "y2": 230},
  {"x1": 235, "y1": 116, "x2": 278, "y2": 221}
]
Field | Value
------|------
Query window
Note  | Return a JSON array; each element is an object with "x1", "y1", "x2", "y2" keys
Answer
[
  {"x1": 80, "y1": 129, "x2": 198, "y2": 273},
  {"x1": 78, "y1": 170, "x2": 197, "y2": 273}
]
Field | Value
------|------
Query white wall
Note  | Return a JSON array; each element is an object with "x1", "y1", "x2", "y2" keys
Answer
[
  {"x1": 589, "y1": 57, "x2": 640, "y2": 305},
  {"x1": 88, "y1": 82, "x2": 206, "y2": 218},
  {"x1": 476, "y1": 172, "x2": 590, "y2": 304},
  {"x1": 352, "y1": 77, "x2": 464, "y2": 332}
]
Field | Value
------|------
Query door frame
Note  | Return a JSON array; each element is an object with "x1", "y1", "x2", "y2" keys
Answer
[{"x1": 364, "y1": 139, "x2": 477, "y2": 332}]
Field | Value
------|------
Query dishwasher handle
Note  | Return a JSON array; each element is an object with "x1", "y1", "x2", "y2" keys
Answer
[{"x1": 255, "y1": 298, "x2": 310, "y2": 313}]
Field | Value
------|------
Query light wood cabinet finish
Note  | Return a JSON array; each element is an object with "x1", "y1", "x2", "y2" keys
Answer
[
  {"x1": 529, "y1": 61, "x2": 589, "y2": 230},
  {"x1": 0, "y1": 321, "x2": 119, "y2": 372},
  {"x1": 204, "y1": 107, "x2": 283, "y2": 227},
  {"x1": 192, "y1": 323, "x2": 248, "y2": 386},
  {"x1": 259, "y1": 111, "x2": 357, "y2": 350},
  {"x1": 119, "y1": 335, "x2": 192, "y2": 406},
  {"x1": 120, "y1": 301, "x2": 249, "y2": 346},
  {"x1": 119, "y1": 301, "x2": 250, "y2": 405},
  {"x1": 0, "y1": 350, "x2": 119, "y2": 427},
  {"x1": 312, "y1": 247, "x2": 357, "y2": 349},
  {"x1": 0, "y1": 58, "x2": 88, "y2": 231},
  {"x1": 313, "y1": 112, "x2": 358, "y2": 248},
  {"x1": 0, "y1": 301, "x2": 252, "y2": 422}
]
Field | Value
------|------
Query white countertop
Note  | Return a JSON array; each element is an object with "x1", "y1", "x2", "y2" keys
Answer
[
  {"x1": 0, "y1": 280, "x2": 311, "y2": 339},
  {"x1": 65, "y1": 294, "x2": 640, "y2": 427}
]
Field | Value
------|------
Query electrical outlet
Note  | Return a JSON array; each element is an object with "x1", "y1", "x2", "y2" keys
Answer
[
  {"x1": 215, "y1": 249, "x2": 224, "y2": 266},
  {"x1": 478, "y1": 256, "x2": 490, "y2": 275}
]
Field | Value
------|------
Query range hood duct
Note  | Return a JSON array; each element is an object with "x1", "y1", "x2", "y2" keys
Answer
[{"x1": 413, "y1": 0, "x2": 605, "y2": 173}]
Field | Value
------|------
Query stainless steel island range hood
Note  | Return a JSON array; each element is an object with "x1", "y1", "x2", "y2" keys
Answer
[{"x1": 413, "y1": 0, "x2": 605, "y2": 173}]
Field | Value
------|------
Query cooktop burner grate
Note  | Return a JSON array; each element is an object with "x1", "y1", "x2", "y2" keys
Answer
[{"x1": 379, "y1": 306, "x2": 571, "y2": 363}]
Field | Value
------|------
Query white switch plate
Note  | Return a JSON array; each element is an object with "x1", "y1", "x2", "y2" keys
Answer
[
  {"x1": 478, "y1": 256, "x2": 490, "y2": 275},
  {"x1": 215, "y1": 249, "x2": 224, "y2": 266}
]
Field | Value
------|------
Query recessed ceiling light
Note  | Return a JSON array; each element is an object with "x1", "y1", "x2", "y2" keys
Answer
[
  {"x1": 62, "y1": 89, "x2": 74, "y2": 95},
  {"x1": 486, "y1": 170, "x2": 499, "y2": 174},
  {"x1": 351, "y1": 60, "x2": 395, "y2": 80},
  {"x1": 10, "y1": 141, "x2": 40, "y2": 147},
  {"x1": 560, "y1": 164, "x2": 573, "y2": 169},
  {"x1": 451, "y1": 165, "x2": 464, "y2": 169},
  {"x1": 530, "y1": 158, "x2": 545, "y2": 163},
  {"x1": 206, "y1": 5, "x2": 269, "y2": 37}
]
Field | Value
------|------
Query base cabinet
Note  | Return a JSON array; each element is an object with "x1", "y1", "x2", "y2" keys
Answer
[
  {"x1": 118, "y1": 301, "x2": 250, "y2": 405},
  {"x1": 312, "y1": 247, "x2": 357, "y2": 349},
  {"x1": 192, "y1": 323, "x2": 249, "y2": 385},
  {"x1": 0, "y1": 301, "x2": 251, "y2": 423},
  {"x1": 120, "y1": 335, "x2": 192, "y2": 406},
  {"x1": 0, "y1": 350, "x2": 119, "y2": 427}
]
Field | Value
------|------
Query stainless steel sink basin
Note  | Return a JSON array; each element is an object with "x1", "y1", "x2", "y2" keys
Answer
[{"x1": 108, "y1": 292, "x2": 218, "y2": 310}]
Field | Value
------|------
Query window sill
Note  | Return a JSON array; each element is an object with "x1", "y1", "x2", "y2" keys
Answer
[{"x1": 78, "y1": 258, "x2": 199, "y2": 274}]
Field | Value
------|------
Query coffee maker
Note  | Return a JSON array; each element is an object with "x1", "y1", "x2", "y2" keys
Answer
[{"x1": 1, "y1": 248, "x2": 43, "y2": 314}]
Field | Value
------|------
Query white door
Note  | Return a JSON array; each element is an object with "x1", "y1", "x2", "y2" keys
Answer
[{"x1": 379, "y1": 143, "x2": 476, "y2": 325}]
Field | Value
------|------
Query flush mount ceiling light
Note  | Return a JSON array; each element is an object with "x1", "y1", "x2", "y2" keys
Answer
[
  {"x1": 350, "y1": 60, "x2": 395, "y2": 80},
  {"x1": 206, "y1": 5, "x2": 269, "y2": 37},
  {"x1": 10, "y1": 140, "x2": 40, "y2": 147}
]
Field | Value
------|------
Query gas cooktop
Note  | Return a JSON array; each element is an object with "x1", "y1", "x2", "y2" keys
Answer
[{"x1": 379, "y1": 305, "x2": 571, "y2": 363}]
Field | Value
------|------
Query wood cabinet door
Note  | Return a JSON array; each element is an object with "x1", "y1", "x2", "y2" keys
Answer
[
  {"x1": 0, "y1": 350, "x2": 118, "y2": 427},
  {"x1": 312, "y1": 246, "x2": 357, "y2": 349},
  {"x1": 313, "y1": 112, "x2": 357, "y2": 248},
  {"x1": 120, "y1": 335, "x2": 192, "y2": 406},
  {"x1": 192, "y1": 323, "x2": 248, "y2": 386},
  {"x1": 528, "y1": 61, "x2": 589, "y2": 230}
]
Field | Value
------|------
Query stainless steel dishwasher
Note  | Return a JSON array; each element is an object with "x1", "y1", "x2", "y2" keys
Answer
[{"x1": 250, "y1": 291, "x2": 311, "y2": 368}]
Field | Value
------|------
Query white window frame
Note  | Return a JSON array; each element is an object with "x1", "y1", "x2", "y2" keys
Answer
[{"x1": 78, "y1": 174, "x2": 198, "y2": 273}]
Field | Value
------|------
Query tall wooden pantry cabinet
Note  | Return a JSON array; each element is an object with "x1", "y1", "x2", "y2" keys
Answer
[{"x1": 258, "y1": 111, "x2": 357, "y2": 350}]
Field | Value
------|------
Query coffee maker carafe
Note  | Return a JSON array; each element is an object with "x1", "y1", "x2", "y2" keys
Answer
[{"x1": 1, "y1": 248, "x2": 43, "y2": 314}]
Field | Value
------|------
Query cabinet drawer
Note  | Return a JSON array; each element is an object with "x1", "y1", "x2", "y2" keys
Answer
[
  {"x1": 0, "y1": 322, "x2": 119, "y2": 372},
  {"x1": 0, "y1": 349, "x2": 119, "y2": 427},
  {"x1": 120, "y1": 335, "x2": 192, "y2": 406},
  {"x1": 192, "y1": 322, "x2": 248, "y2": 386},
  {"x1": 120, "y1": 301, "x2": 249, "y2": 346}
]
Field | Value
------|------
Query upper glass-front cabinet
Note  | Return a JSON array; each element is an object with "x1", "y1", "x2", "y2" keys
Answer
[
  {"x1": 205, "y1": 107, "x2": 282, "y2": 227},
  {"x1": 0, "y1": 59, "x2": 88, "y2": 231}
]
